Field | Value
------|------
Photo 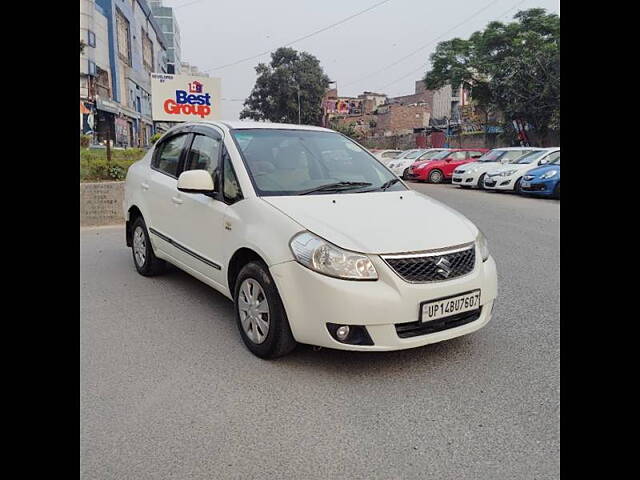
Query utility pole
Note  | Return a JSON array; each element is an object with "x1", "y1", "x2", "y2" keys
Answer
[
  {"x1": 106, "y1": 122, "x2": 112, "y2": 163},
  {"x1": 297, "y1": 83, "x2": 301, "y2": 124}
]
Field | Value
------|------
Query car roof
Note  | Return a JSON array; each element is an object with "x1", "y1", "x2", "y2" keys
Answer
[
  {"x1": 491, "y1": 147, "x2": 545, "y2": 151},
  {"x1": 179, "y1": 120, "x2": 335, "y2": 133}
]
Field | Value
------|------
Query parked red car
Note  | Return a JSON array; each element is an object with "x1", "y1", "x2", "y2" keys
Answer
[{"x1": 406, "y1": 148, "x2": 489, "y2": 183}]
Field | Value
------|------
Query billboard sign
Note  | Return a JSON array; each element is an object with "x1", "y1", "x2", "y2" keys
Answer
[{"x1": 151, "y1": 74, "x2": 221, "y2": 122}]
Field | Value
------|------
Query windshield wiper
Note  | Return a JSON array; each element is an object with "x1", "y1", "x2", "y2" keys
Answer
[
  {"x1": 361, "y1": 178, "x2": 402, "y2": 193},
  {"x1": 380, "y1": 178, "x2": 401, "y2": 191},
  {"x1": 299, "y1": 181, "x2": 372, "y2": 195}
]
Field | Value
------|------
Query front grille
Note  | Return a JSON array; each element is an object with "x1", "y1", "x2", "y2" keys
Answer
[
  {"x1": 383, "y1": 246, "x2": 475, "y2": 283},
  {"x1": 452, "y1": 177, "x2": 462, "y2": 182},
  {"x1": 395, "y1": 308, "x2": 482, "y2": 338}
]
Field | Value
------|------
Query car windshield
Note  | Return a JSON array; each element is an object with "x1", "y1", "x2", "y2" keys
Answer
[
  {"x1": 400, "y1": 150, "x2": 423, "y2": 160},
  {"x1": 515, "y1": 150, "x2": 548, "y2": 164},
  {"x1": 417, "y1": 150, "x2": 446, "y2": 160},
  {"x1": 231, "y1": 129, "x2": 407, "y2": 196},
  {"x1": 476, "y1": 150, "x2": 506, "y2": 162},
  {"x1": 431, "y1": 150, "x2": 453, "y2": 160}
]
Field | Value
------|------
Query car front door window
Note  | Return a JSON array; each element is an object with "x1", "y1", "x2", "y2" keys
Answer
[{"x1": 153, "y1": 134, "x2": 189, "y2": 177}]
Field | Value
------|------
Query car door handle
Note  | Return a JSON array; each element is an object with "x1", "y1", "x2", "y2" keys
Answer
[
  {"x1": 141, "y1": 182, "x2": 150, "y2": 190},
  {"x1": 171, "y1": 196, "x2": 183, "y2": 205}
]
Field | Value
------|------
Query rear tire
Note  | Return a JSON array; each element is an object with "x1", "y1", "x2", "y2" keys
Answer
[
  {"x1": 131, "y1": 216, "x2": 166, "y2": 276},
  {"x1": 428, "y1": 169, "x2": 444, "y2": 184},
  {"x1": 234, "y1": 261, "x2": 297, "y2": 359}
]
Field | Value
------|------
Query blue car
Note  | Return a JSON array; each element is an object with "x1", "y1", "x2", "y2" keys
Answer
[{"x1": 520, "y1": 156, "x2": 560, "y2": 198}]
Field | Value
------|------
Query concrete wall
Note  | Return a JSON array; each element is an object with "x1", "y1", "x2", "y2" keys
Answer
[{"x1": 80, "y1": 182, "x2": 125, "y2": 226}]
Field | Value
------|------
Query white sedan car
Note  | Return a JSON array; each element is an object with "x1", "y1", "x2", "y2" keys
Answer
[
  {"x1": 373, "y1": 149, "x2": 403, "y2": 164},
  {"x1": 388, "y1": 148, "x2": 449, "y2": 178},
  {"x1": 452, "y1": 147, "x2": 542, "y2": 189},
  {"x1": 483, "y1": 148, "x2": 561, "y2": 192},
  {"x1": 124, "y1": 121, "x2": 497, "y2": 358}
]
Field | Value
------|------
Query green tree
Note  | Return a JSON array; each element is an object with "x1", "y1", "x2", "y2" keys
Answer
[
  {"x1": 424, "y1": 8, "x2": 559, "y2": 145},
  {"x1": 330, "y1": 120, "x2": 363, "y2": 141},
  {"x1": 240, "y1": 47, "x2": 331, "y2": 125}
]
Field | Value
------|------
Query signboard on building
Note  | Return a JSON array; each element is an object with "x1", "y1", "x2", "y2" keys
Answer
[{"x1": 151, "y1": 74, "x2": 221, "y2": 122}]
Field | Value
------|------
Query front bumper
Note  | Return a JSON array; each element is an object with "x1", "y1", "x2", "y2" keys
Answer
[
  {"x1": 520, "y1": 178, "x2": 557, "y2": 196},
  {"x1": 484, "y1": 176, "x2": 516, "y2": 190},
  {"x1": 452, "y1": 172, "x2": 477, "y2": 186},
  {"x1": 269, "y1": 253, "x2": 498, "y2": 351}
]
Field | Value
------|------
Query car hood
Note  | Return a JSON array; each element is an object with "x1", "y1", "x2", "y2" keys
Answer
[
  {"x1": 488, "y1": 163, "x2": 534, "y2": 175},
  {"x1": 261, "y1": 190, "x2": 478, "y2": 254},
  {"x1": 458, "y1": 161, "x2": 502, "y2": 172},
  {"x1": 525, "y1": 164, "x2": 560, "y2": 177}
]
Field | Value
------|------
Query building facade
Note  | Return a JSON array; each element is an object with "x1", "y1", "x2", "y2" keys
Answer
[
  {"x1": 80, "y1": 0, "x2": 112, "y2": 136},
  {"x1": 84, "y1": 0, "x2": 168, "y2": 148},
  {"x1": 150, "y1": 0, "x2": 181, "y2": 74},
  {"x1": 180, "y1": 62, "x2": 209, "y2": 77}
]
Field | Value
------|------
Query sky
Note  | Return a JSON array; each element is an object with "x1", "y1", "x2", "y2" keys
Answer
[{"x1": 164, "y1": 0, "x2": 560, "y2": 120}]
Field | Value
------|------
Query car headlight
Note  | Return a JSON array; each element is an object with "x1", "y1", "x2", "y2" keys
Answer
[
  {"x1": 290, "y1": 231, "x2": 378, "y2": 280},
  {"x1": 500, "y1": 169, "x2": 517, "y2": 177},
  {"x1": 540, "y1": 169, "x2": 558, "y2": 179},
  {"x1": 476, "y1": 231, "x2": 490, "y2": 262}
]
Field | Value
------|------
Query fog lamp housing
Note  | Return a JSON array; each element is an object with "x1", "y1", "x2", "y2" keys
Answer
[{"x1": 326, "y1": 323, "x2": 374, "y2": 345}]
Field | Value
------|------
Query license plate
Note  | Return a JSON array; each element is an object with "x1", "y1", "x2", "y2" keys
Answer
[{"x1": 420, "y1": 290, "x2": 481, "y2": 323}]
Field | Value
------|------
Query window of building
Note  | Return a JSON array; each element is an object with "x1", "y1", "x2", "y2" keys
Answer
[
  {"x1": 87, "y1": 30, "x2": 96, "y2": 48},
  {"x1": 88, "y1": 60, "x2": 97, "y2": 76},
  {"x1": 142, "y1": 29, "x2": 154, "y2": 73},
  {"x1": 116, "y1": 9, "x2": 131, "y2": 65}
]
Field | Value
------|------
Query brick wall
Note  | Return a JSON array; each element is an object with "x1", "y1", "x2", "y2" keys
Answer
[
  {"x1": 80, "y1": 181, "x2": 125, "y2": 226},
  {"x1": 375, "y1": 104, "x2": 431, "y2": 136}
]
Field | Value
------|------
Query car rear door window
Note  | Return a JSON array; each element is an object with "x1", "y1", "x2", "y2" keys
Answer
[
  {"x1": 450, "y1": 151, "x2": 467, "y2": 160},
  {"x1": 468, "y1": 151, "x2": 485, "y2": 159}
]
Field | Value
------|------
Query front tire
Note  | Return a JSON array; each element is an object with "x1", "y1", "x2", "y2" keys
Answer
[
  {"x1": 478, "y1": 173, "x2": 487, "y2": 190},
  {"x1": 514, "y1": 177, "x2": 523, "y2": 193},
  {"x1": 402, "y1": 167, "x2": 409, "y2": 179},
  {"x1": 234, "y1": 261, "x2": 297, "y2": 359},
  {"x1": 554, "y1": 182, "x2": 560, "y2": 199},
  {"x1": 131, "y1": 216, "x2": 166, "y2": 276},
  {"x1": 428, "y1": 169, "x2": 444, "y2": 184}
]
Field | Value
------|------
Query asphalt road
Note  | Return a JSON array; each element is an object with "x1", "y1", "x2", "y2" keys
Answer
[{"x1": 80, "y1": 184, "x2": 560, "y2": 480}]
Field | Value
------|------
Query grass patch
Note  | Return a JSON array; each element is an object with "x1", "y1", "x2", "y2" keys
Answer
[{"x1": 80, "y1": 148, "x2": 147, "y2": 182}]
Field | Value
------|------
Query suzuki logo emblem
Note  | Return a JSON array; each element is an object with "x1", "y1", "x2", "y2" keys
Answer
[{"x1": 434, "y1": 257, "x2": 452, "y2": 278}]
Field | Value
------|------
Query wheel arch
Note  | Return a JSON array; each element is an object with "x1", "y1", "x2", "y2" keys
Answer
[
  {"x1": 125, "y1": 205, "x2": 144, "y2": 247},
  {"x1": 227, "y1": 247, "x2": 269, "y2": 296}
]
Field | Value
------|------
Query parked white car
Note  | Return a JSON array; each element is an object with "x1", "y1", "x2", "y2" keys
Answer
[
  {"x1": 388, "y1": 148, "x2": 449, "y2": 178},
  {"x1": 451, "y1": 147, "x2": 542, "y2": 189},
  {"x1": 373, "y1": 149, "x2": 403, "y2": 164},
  {"x1": 124, "y1": 121, "x2": 498, "y2": 358},
  {"x1": 483, "y1": 148, "x2": 560, "y2": 192}
]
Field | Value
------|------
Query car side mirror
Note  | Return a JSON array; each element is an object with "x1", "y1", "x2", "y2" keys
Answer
[{"x1": 177, "y1": 170, "x2": 216, "y2": 195}]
